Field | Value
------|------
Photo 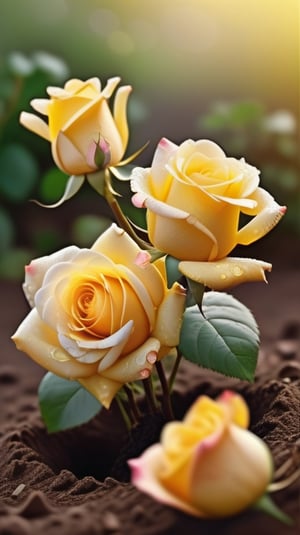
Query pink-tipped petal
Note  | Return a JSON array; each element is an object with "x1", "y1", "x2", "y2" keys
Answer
[
  {"x1": 135, "y1": 251, "x2": 151, "y2": 267},
  {"x1": 129, "y1": 445, "x2": 206, "y2": 517}
]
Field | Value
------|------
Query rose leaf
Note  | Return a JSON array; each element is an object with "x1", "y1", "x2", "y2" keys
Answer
[
  {"x1": 38, "y1": 372, "x2": 102, "y2": 432},
  {"x1": 179, "y1": 291, "x2": 259, "y2": 381}
]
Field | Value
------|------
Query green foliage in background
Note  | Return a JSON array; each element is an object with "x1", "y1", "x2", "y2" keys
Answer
[
  {"x1": 0, "y1": 51, "x2": 113, "y2": 280},
  {"x1": 0, "y1": 49, "x2": 298, "y2": 281},
  {"x1": 0, "y1": 51, "x2": 69, "y2": 279}
]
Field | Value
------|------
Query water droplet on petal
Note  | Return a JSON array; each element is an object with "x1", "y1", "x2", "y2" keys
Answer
[
  {"x1": 220, "y1": 274, "x2": 227, "y2": 280},
  {"x1": 233, "y1": 266, "x2": 243, "y2": 277}
]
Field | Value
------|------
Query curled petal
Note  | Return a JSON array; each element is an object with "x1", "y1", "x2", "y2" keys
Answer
[
  {"x1": 179, "y1": 257, "x2": 272, "y2": 290},
  {"x1": 23, "y1": 245, "x2": 79, "y2": 306},
  {"x1": 102, "y1": 76, "x2": 121, "y2": 99},
  {"x1": 30, "y1": 98, "x2": 50, "y2": 115},
  {"x1": 129, "y1": 445, "x2": 205, "y2": 518},
  {"x1": 238, "y1": 187, "x2": 286, "y2": 245},
  {"x1": 11, "y1": 309, "x2": 98, "y2": 380},
  {"x1": 101, "y1": 337, "x2": 160, "y2": 383},
  {"x1": 19, "y1": 111, "x2": 50, "y2": 141},
  {"x1": 113, "y1": 85, "x2": 132, "y2": 153},
  {"x1": 217, "y1": 390, "x2": 250, "y2": 429}
]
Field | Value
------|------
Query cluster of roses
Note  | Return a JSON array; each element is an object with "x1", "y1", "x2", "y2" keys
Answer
[{"x1": 12, "y1": 77, "x2": 285, "y2": 519}]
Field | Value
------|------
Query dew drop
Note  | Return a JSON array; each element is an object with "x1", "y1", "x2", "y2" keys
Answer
[
  {"x1": 220, "y1": 274, "x2": 227, "y2": 280},
  {"x1": 233, "y1": 266, "x2": 243, "y2": 277}
]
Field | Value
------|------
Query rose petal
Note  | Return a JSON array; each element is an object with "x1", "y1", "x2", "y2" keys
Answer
[
  {"x1": 129, "y1": 444, "x2": 205, "y2": 518},
  {"x1": 11, "y1": 309, "x2": 98, "y2": 379},
  {"x1": 152, "y1": 282, "x2": 186, "y2": 347},
  {"x1": 23, "y1": 245, "x2": 79, "y2": 307},
  {"x1": 52, "y1": 131, "x2": 96, "y2": 175},
  {"x1": 217, "y1": 390, "x2": 250, "y2": 428},
  {"x1": 78, "y1": 375, "x2": 121, "y2": 409},
  {"x1": 19, "y1": 112, "x2": 50, "y2": 141},
  {"x1": 101, "y1": 337, "x2": 160, "y2": 383},
  {"x1": 179, "y1": 257, "x2": 272, "y2": 290}
]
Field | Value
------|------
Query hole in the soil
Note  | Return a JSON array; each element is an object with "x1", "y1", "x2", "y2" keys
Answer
[
  {"x1": 12, "y1": 377, "x2": 299, "y2": 484},
  {"x1": 19, "y1": 407, "x2": 128, "y2": 481}
]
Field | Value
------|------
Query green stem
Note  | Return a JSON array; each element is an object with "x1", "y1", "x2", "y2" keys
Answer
[
  {"x1": 142, "y1": 376, "x2": 158, "y2": 415},
  {"x1": 155, "y1": 360, "x2": 174, "y2": 421},
  {"x1": 168, "y1": 349, "x2": 182, "y2": 391},
  {"x1": 123, "y1": 384, "x2": 142, "y2": 423},
  {"x1": 115, "y1": 395, "x2": 132, "y2": 431},
  {"x1": 104, "y1": 171, "x2": 148, "y2": 247}
]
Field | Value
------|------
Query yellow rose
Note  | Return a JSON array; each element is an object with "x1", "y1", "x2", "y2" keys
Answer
[
  {"x1": 129, "y1": 391, "x2": 273, "y2": 518},
  {"x1": 12, "y1": 224, "x2": 186, "y2": 408},
  {"x1": 131, "y1": 138, "x2": 286, "y2": 289},
  {"x1": 20, "y1": 77, "x2": 131, "y2": 175}
]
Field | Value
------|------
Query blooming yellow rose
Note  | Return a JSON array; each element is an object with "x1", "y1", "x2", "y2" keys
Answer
[
  {"x1": 129, "y1": 391, "x2": 273, "y2": 518},
  {"x1": 12, "y1": 224, "x2": 186, "y2": 408},
  {"x1": 131, "y1": 138, "x2": 285, "y2": 289},
  {"x1": 20, "y1": 77, "x2": 131, "y2": 175}
]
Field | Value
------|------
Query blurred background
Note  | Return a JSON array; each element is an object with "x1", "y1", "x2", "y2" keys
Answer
[{"x1": 0, "y1": 0, "x2": 299, "y2": 279}]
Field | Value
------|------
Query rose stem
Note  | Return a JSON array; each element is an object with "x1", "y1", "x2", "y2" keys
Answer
[
  {"x1": 104, "y1": 174, "x2": 150, "y2": 250},
  {"x1": 123, "y1": 384, "x2": 142, "y2": 423},
  {"x1": 155, "y1": 361, "x2": 174, "y2": 421},
  {"x1": 168, "y1": 349, "x2": 182, "y2": 391},
  {"x1": 115, "y1": 396, "x2": 133, "y2": 431},
  {"x1": 142, "y1": 377, "x2": 158, "y2": 415}
]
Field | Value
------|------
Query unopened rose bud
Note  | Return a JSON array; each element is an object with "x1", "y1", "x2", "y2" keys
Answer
[{"x1": 129, "y1": 391, "x2": 273, "y2": 518}]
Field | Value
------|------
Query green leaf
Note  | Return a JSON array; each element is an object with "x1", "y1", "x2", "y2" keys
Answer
[
  {"x1": 179, "y1": 291, "x2": 259, "y2": 381},
  {"x1": 254, "y1": 494, "x2": 293, "y2": 526},
  {"x1": 38, "y1": 372, "x2": 102, "y2": 432},
  {"x1": 0, "y1": 144, "x2": 39, "y2": 202}
]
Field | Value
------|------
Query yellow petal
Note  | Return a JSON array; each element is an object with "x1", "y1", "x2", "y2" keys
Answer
[
  {"x1": 113, "y1": 84, "x2": 132, "y2": 153},
  {"x1": 129, "y1": 444, "x2": 206, "y2": 518},
  {"x1": 190, "y1": 425, "x2": 273, "y2": 517},
  {"x1": 92, "y1": 224, "x2": 165, "y2": 307},
  {"x1": 52, "y1": 131, "x2": 96, "y2": 175},
  {"x1": 30, "y1": 98, "x2": 50, "y2": 115},
  {"x1": 238, "y1": 187, "x2": 286, "y2": 245},
  {"x1": 102, "y1": 76, "x2": 121, "y2": 99},
  {"x1": 78, "y1": 375, "x2": 121, "y2": 409},
  {"x1": 179, "y1": 257, "x2": 272, "y2": 290},
  {"x1": 217, "y1": 390, "x2": 250, "y2": 428},
  {"x1": 152, "y1": 282, "x2": 186, "y2": 347},
  {"x1": 101, "y1": 337, "x2": 160, "y2": 383},
  {"x1": 19, "y1": 111, "x2": 50, "y2": 141},
  {"x1": 12, "y1": 309, "x2": 98, "y2": 379},
  {"x1": 23, "y1": 245, "x2": 79, "y2": 307}
]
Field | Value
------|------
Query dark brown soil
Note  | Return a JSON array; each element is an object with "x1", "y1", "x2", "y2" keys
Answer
[{"x1": 0, "y1": 266, "x2": 299, "y2": 535}]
